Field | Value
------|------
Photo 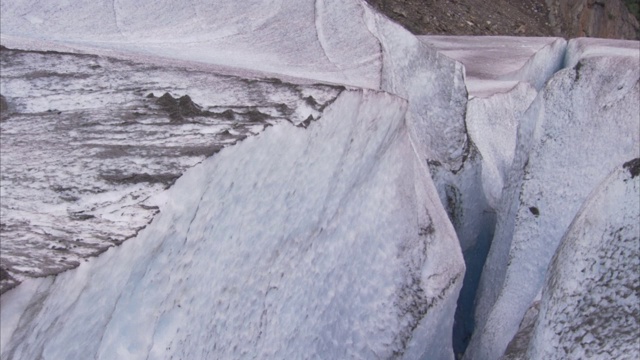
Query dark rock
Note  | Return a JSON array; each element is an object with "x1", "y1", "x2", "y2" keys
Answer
[
  {"x1": 297, "y1": 115, "x2": 314, "y2": 128},
  {"x1": 101, "y1": 172, "x2": 181, "y2": 187},
  {"x1": 623, "y1": 158, "x2": 640, "y2": 178},
  {"x1": 529, "y1": 206, "x2": 540, "y2": 216},
  {"x1": 219, "y1": 109, "x2": 235, "y2": 119},
  {"x1": 244, "y1": 109, "x2": 269, "y2": 123},
  {"x1": 0, "y1": 94, "x2": 8, "y2": 113},
  {"x1": 156, "y1": 92, "x2": 203, "y2": 121},
  {"x1": 178, "y1": 95, "x2": 202, "y2": 117},
  {"x1": 548, "y1": 0, "x2": 639, "y2": 39}
]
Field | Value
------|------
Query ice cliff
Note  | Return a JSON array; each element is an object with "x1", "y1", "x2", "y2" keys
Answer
[
  {"x1": 1, "y1": 89, "x2": 465, "y2": 359},
  {"x1": 503, "y1": 158, "x2": 640, "y2": 360},
  {"x1": 0, "y1": 0, "x2": 639, "y2": 359}
]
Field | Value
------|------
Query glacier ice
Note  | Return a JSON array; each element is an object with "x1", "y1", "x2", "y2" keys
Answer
[
  {"x1": 1, "y1": 0, "x2": 639, "y2": 359},
  {"x1": 1, "y1": 89, "x2": 464, "y2": 359},
  {"x1": 527, "y1": 158, "x2": 640, "y2": 360},
  {"x1": 1, "y1": 0, "x2": 469, "y2": 171},
  {"x1": 0, "y1": 46, "x2": 344, "y2": 293},
  {"x1": 466, "y1": 38, "x2": 640, "y2": 360},
  {"x1": 502, "y1": 158, "x2": 640, "y2": 360}
]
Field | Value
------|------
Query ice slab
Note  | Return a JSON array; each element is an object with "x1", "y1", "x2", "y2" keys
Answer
[
  {"x1": 564, "y1": 37, "x2": 640, "y2": 68},
  {"x1": 524, "y1": 159, "x2": 639, "y2": 359},
  {"x1": 1, "y1": 89, "x2": 464, "y2": 360},
  {"x1": 0, "y1": 46, "x2": 344, "y2": 293},
  {"x1": 1, "y1": 0, "x2": 469, "y2": 170},
  {"x1": 466, "y1": 39, "x2": 640, "y2": 360}
]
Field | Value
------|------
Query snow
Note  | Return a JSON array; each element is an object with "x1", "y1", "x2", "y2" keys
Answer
[
  {"x1": 1, "y1": 89, "x2": 464, "y2": 359},
  {"x1": 527, "y1": 159, "x2": 640, "y2": 359},
  {"x1": 419, "y1": 36, "x2": 566, "y2": 98},
  {"x1": 465, "y1": 39, "x2": 640, "y2": 360}
]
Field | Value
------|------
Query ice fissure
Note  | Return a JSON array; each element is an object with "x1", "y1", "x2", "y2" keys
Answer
[{"x1": 1, "y1": 1, "x2": 639, "y2": 359}]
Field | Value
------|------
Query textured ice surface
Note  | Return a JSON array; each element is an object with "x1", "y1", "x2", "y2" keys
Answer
[
  {"x1": 422, "y1": 36, "x2": 566, "y2": 212},
  {"x1": 420, "y1": 36, "x2": 569, "y2": 356},
  {"x1": 466, "y1": 39, "x2": 640, "y2": 360},
  {"x1": 0, "y1": 0, "x2": 469, "y2": 171},
  {"x1": 0, "y1": 89, "x2": 464, "y2": 360},
  {"x1": 526, "y1": 159, "x2": 640, "y2": 360},
  {"x1": 466, "y1": 83, "x2": 538, "y2": 210},
  {"x1": 419, "y1": 36, "x2": 566, "y2": 98},
  {"x1": 2, "y1": 0, "x2": 639, "y2": 358},
  {"x1": 0, "y1": 46, "x2": 343, "y2": 293},
  {"x1": 0, "y1": 0, "x2": 468, "y2": 291}
]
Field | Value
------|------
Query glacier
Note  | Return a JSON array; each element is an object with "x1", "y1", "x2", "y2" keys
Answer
[
  {"x1": 1, "y1": 0, "x2": 639, "y2": 359},
  {"x1": 1, "y1": 89, "x2": 464, "y2": 359},
  {"x1": 503, "y1": 158, "x2": 640, "y2": 360},
  {"x1": 464, "y1": 38, "x2": 640, "y2": 360}
]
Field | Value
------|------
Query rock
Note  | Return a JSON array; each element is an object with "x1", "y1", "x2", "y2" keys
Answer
[
  {"x1": 156, "y1": 92, "x2": 203, "y2": 121},
  {"x1": 547, "y1": 0, "x2": 639, "y2": 39},
  {"x1": 0, "y1": 95, "x2": 8, "y2": 113}
]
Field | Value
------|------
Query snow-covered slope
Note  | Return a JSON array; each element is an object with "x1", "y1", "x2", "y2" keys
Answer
[
  {"x1": 466, "y1": 38, "x2": 640, "y2": 360},
  {"x1": 1, "y1": 89, "x2": 465, "y2": 359}
]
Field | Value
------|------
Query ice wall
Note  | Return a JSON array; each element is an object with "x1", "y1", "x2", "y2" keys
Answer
[
  {"x1": 526, "y1": 159, "x2": 640, "y2": 360},
  {"x1": 0, "y1": 89, "x2": 465, "y2": 359},
  {"x1": 418, "y1": 36, "x2": 567, "y2": 356},
  {"x1": 466, "y1": 39, "x2": 640, "y2": 360}
]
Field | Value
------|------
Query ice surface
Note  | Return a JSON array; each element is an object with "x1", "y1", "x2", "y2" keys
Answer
[
  {"x1": 563, "y1": 37, "x2": 640, "y2": 69},
  {"x1": 419, "y1": 36, "x2": 566, "y2": 98},
  {"x1": 1, "y1": 89, "x2": 465, "y2": 359},
  {"x1": 419, "y1": 36, "x2": 570, "y2": 356},
  {"x1": 466, "y1": 39, "x2": 640, "y2": 360},
  {"x1": 0, "y1": 46, "x2": 343, "y2": 293},
  {"x1": 524, "y1": 159, "x2": 639, "y2": 359},
  {"x1": 2, "y1": 0, "x2": 638, "y2": 358},
  {"x1": 0, "y1": 0, "x2": 468, "y2": 289},
  {"x1": 0, "y1": 0, "x2": 469, "y2": 171}
]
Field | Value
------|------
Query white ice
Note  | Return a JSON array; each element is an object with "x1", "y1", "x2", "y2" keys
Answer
[
  {"x1": 419, "y1": 36, "x2": 566, "y2": 98},
  {"x1": 1, "y1": 89, "x2": 464, "y2": 360},
  {"x1": 2, "y1": 0, "x2": 639, "y2": 359},
  {"x1": 527, "y1": 159, "x2": 640, "y2": 360},
  {"x1": 466, "y1": 38, "x2": 640, "y2": 360}
]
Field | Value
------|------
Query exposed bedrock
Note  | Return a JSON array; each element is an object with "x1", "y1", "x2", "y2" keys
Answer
[{"x1": 547, "y1": 0, "x2": 640, "y2": 40}]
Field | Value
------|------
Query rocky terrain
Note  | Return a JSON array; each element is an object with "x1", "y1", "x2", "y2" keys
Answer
[{"x1": 365, "y1": 0, "x2": 639, "y2": 39}]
